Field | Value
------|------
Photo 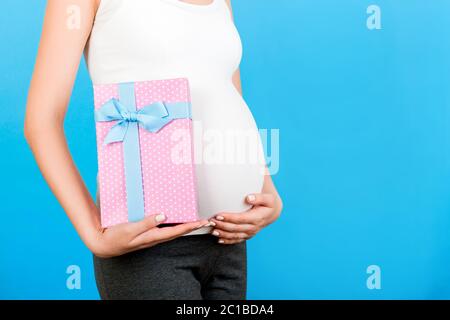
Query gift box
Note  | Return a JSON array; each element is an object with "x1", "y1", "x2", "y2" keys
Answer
[{"x1": 94, "y1": 78, "x2": 199, "y2": 227}]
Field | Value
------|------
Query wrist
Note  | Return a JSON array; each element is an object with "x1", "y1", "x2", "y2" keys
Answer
[
  {"x1": 81, "y1": 227, "x2": 102, "y2": 253},
  {"x1": 78, "y1": 207, "x2": 106, "y2": 255}
]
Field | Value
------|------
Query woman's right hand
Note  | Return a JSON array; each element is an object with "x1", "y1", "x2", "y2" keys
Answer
[{"x1": 90, "y1": 214, "x2": 210, "y2": 258}]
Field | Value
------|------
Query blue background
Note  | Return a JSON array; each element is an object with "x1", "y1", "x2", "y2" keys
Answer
[{"x1": 1, "y1": 0, "x2": 450, "y2": 299}]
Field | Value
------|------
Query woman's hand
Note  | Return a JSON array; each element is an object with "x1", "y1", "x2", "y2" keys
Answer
[
  {"x1": 209, "y1": 193, "x2": 282, "y2": 245},
  {"x1": 90, "y1": 214, "x2": 210, "y2": 258}
]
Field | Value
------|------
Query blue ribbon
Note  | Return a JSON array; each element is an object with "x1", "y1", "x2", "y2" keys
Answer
[{"x1": 95, "y1": 82, "x2": 192, "y2": 222}]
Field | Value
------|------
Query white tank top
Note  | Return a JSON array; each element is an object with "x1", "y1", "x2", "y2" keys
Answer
[{"x1": 85, "y1": 0, "x2": 265, "y2": 235}]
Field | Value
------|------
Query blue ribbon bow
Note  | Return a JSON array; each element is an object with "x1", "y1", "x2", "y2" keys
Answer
[
  {"x1": 95, "y1": 82, "x2": 192, "y2": 222},
  {"x1": 95, "y1": 99, "x2": 175, "y2": 145}
]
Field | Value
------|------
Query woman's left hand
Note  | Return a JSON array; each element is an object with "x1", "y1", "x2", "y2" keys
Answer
[{"x1": 209, "y1": 193, "x2": 282, "y2": 244}]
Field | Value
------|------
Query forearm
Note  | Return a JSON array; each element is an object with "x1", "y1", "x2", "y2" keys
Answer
[
  {"x1": 25, "y1": 120, "x2": 101, "y2": 248},
  {"x1": 24, "y1": 0, "x2": 101, "y2": 249}
]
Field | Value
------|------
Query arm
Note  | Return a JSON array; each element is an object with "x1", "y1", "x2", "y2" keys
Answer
[
  {"x1": 226, "y1": 0, "x2": 243, "y2": 95},
  {"x1": 25, "y1": 0, "x2": 208, "y2": 258},
  {"x1": 211, "y1": 1, "x2": 283, "y2": 244}
]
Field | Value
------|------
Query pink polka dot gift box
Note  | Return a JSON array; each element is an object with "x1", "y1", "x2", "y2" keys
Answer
[{"x1": 94, "y1": 78, "x2": 199, "y2": 227}]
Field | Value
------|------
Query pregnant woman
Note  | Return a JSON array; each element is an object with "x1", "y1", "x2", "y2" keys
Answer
[{"x1": 25, "y1": 0, "x2": 282, "y2": 300}]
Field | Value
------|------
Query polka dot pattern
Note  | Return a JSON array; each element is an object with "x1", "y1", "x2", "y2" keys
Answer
[{"x1": 94, "y1": 78, "x2": 199, "y2": 227}]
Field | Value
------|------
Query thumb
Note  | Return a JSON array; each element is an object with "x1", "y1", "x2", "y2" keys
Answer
[
  {"x1": 130, "y1": 213, "x2": 167, "y2": 234},
  {"x1": 245, "y1": 193, "x2": 276, "y2": 208}
]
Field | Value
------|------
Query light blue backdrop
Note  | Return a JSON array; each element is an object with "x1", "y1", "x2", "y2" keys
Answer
[{"x1": 1, "y1": 0, "x2": 450, "y2": 299}]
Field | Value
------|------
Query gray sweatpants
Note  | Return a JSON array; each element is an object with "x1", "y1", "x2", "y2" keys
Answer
[{"x1": 93, "y1": 234, "x2": 247, "y2": 300}]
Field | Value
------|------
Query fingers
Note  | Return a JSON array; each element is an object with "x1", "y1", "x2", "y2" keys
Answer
[
  {"x1": 127, "y1": 213, "x2": 167, "y2": 235},
  {"x1": 209, "y1": 195, "x2": 280, "y2": 245},
  {"x1": 217, "y1": 238, "x2": 246, "y2": 245},
  {"x1": 245, "y1": 193, "x2": 276, "y2": 208},
  {"x1": 209, "y1": 219, "x2": 255, "y2": 245},
  {"x1": 154, "y1": 220, "x2": 210, "y2": 241},
  {"x1": 214, "y1": 210, "x2": 261, "y2": 225},
  {"x1": 210, "y1": 219, "x2": 256, "y2": 235},
  {"x1": 130, "y1": 219, "x2": 209, "y2": 247},
  {"x1": 212, "y1": 193, "x2": 276, "y2": 225},
  {"x1": 211, "y1": 229, "x2": 249, "y2": 242}
]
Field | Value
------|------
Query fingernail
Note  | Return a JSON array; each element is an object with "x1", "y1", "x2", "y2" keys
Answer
[
  {"x1": 203, "y1": 222, "x2": 213, "y2": 227},
  {"x1": 247, "y1": 194, "x2": 256, "y2": 202},
  {"x1": 216, "y1": 215, "x2": 225, "y2": 221},
  {"x1": 218, "y1": 239, "x2": 225, "y2": 244},
  {"x1": 209, "y1": 221, "x2": 216, "y2": 227},
  {"x1": 212, "y1": 230, "x2": 220, "y2": 236},
  {"x1": 155, "y1": 214, "x2": 166, "y2": 222}
]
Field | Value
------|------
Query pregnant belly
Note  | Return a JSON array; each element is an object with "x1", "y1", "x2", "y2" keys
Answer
[{"x1": 190, "y1": 82, "x2": 266, "y2": 219}]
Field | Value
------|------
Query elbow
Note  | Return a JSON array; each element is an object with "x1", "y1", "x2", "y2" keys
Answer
[
  {"x1": 23, "y1": 108, "x2": 62, "y2": 145},
  {"x1": 23, "y1": 112, "x2": 43, "y2": 146}
]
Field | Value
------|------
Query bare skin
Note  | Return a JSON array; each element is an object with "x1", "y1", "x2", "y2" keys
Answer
[{"x1": 25, "y1": 0, "x2": 282, "y2": 258}]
